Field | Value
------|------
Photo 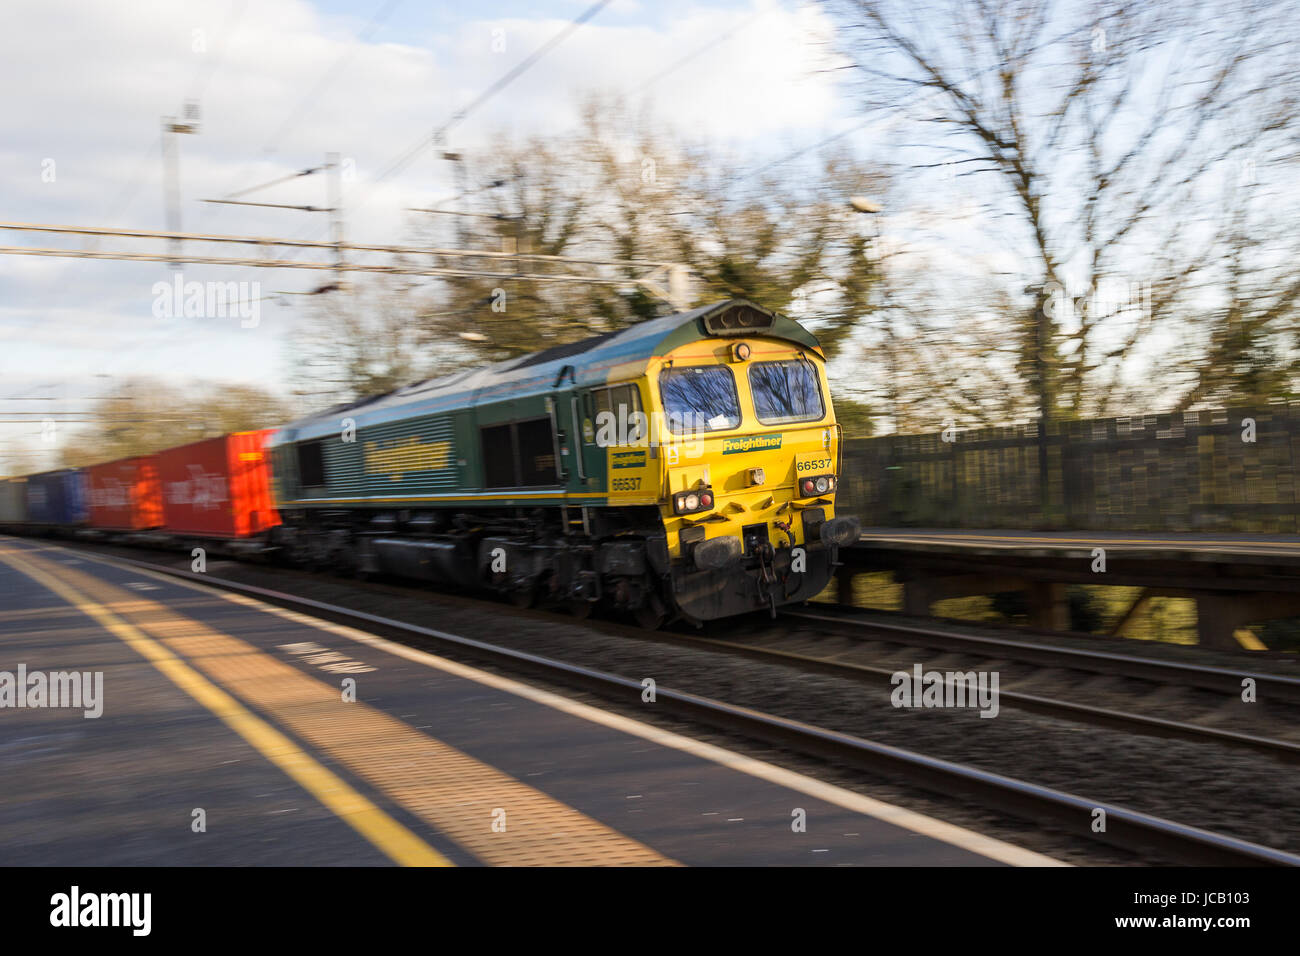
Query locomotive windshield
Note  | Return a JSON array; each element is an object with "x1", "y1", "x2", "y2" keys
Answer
[
  {"x1": 748, "y1": 359, "x2": 825, "y2": 425},
  {"x1": 659, "y1": 366, "x2": 741, "y2": 434}
]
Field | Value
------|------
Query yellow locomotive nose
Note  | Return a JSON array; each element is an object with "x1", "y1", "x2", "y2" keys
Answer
[{"x1": 645, "y1": 307, "x2": 861, "y2": 622}]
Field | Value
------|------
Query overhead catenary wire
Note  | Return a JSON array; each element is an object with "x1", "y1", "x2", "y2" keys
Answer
[
  {"x1": 184, "y1": 0, "x2": 251, "y2": 106},
  {"x1": 0, "y1": 221, "x2": 681, "y2": 268},
  {"x1": 224, "y1": 166, "x2": 327, "y2": 200},
  {"x1": 365, "y1": 0, "x2": 614, "y2": 194},
  {"x1": 251, "y1": 0, "x2": 406, "y2": 160},
  {"x1": 736, "y1": 23, "x2": 1092, "y2": 183},
  {"x1": 636, "y1": 6, "x2": 769, "y2": 91},
  {"x1": 0, "y1": 218, "x2": 691, "y2": 309}
]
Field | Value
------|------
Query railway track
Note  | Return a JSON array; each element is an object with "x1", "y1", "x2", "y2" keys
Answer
[
  {"x1": 650, "y1": 628, "x2": 1300, "y2": 764},
  {"x1": 786, "y1": 605, "x2": 1300, "y2": 705},
  {"x1": 40, "y1": 540, "x2": 1300, "y2": 867}
]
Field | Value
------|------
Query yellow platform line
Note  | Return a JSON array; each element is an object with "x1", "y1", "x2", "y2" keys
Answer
[
  {"x1": 0, "y1": 546, "x2": 451, "y2": 868},
  {"x1": 7, "y1": 545, "x2": 676, "y2": 867}
]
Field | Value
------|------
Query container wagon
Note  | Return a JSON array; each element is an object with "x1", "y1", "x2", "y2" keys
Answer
[
  {"x1": 25, "y1": 468, "x2": 88, "y2": 530},
  {"x1": 157, "y1": 431, "x2": 280, "y2": 538},
  {"x1": 86, "y1": 456, "x2": 164, "y2": 531},
  {"x1": 0, "y1": 477, "x2": 26, "y2": 530}
]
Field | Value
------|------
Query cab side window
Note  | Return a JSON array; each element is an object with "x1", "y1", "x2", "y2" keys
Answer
[{"x1": 592, "y1": 384, "x2": 644, "y2": 445}]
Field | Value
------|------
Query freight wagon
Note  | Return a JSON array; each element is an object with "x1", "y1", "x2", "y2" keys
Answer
[
  {"x1": 157, "y1": 431, "x2": 280, "y2": 538},
  {"x1": 25, "y1": 468, "x2": 88, "y2": 529},
  {"x1": 0, "y1": 477, "x2": 26, "y2": 528},
  {"x1": 86, "y1": 456, "x2": 165, "y2": 531}
]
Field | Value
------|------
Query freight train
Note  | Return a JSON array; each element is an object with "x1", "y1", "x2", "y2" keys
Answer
[
  {"x1": 0, "y1": 432, "x2": 279, "y2": 543},
  {"x1": 0, "y1": 299, "x2": 859, "y2": 626}
]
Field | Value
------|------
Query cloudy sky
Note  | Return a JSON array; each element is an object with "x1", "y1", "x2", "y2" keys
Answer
[{"x1": 1, "y1": 0, "x2": 870, "y2": 465}]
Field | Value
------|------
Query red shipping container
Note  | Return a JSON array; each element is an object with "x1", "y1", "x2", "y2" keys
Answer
[
  {"x1": 157, "y1": 430, "x2": 280, "y2": 538},
  {"x1": 86, "y1": 456, "x2": 165, "y2": 530}
]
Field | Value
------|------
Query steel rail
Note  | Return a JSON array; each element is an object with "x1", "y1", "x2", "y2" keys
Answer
[
  {"x1": 786, "y1": 606, "x2": 1300, "y2": 705},
  {"x1": 647, "y1": 631, "x2": 1300, "y2": 764}
]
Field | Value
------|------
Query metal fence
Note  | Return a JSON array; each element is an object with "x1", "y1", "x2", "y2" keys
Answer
[{"x1": 838, "y1": 406, "x2": 1300, "y2": 532}]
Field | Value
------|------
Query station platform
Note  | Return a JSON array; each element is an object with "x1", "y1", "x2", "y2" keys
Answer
[
  {"x1": 844, "y1": 528, "x2": 1300, "y2": 648},
  {"x1": 856, "y1": 528, "x2": 1300, "y2": 562},
  {"x1": 0, "y1": 536, "x2": 1056, "y2": 867}
]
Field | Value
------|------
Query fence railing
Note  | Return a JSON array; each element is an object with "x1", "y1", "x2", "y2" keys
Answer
[{"x1": 838, "y1": 406, "x2": 1300, "y2": 532}]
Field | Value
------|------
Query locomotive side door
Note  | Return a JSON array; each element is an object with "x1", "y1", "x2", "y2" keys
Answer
[
  {"x1": 593, "y1": 382, "x2": 654, "y2": 504},
  {"x1": 571, "y1": 389, "x2": 602, "y2": 490}
]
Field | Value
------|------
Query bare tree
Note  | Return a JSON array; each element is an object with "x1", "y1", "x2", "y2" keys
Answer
[
  {"x1": 289, "y1": 275, "x2": 455, "y2": 407},
  {"x1": 412, "y1": 128, "x2": 622, "y2": 361},
  {"x1": 57, "y1": 378, "x2": 290, "y2": 467},
  {"x1": 825, "y1": 0, "x2": 1300, "y2": 421},
  {"x1": 428, "y1": 98, "x2": 891, "y2": 391}
]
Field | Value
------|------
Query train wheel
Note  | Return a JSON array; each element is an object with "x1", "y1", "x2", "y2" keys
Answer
[
  {"x1": 567, "y1": 599, "x2": 594, "y2": 620},
  {"x1": 508, "y1": 585, "x2": 536, "y2": 609},
  {"x1": 633, "y1": 599, "x2": 666, "y2": 630},
  {"x1": 333, "y1": 550, "x2": 358, "y2": 578}
]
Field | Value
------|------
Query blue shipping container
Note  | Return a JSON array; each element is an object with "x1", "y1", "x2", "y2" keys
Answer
[{"x1": 26, "y1": 469, "x2": 88, "y2": 525}]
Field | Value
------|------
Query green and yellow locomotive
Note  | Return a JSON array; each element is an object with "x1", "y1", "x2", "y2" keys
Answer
[{"x1": 267, "y1": 299, "x2": 859, "y2": 625}]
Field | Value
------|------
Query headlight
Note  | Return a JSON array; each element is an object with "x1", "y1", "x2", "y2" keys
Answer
[
  {"x1": 798, "y1": 474, "x2": 836, "y2": 498},
  {"x1": 674, "y1": 488, "x2": 715, "y2": 515}
]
